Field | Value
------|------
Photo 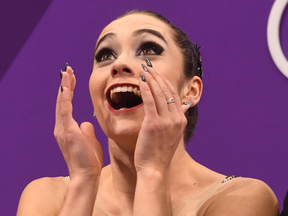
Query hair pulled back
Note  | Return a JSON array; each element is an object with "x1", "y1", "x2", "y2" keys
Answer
[{"x1": 118, "y1": 10, "x2": 203, "y2": 143}]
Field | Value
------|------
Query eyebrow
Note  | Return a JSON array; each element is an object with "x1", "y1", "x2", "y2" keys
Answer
[
  {"x1": 133, "y1": 29, "x2": 167, "y2": 44},
  {"x1": 94, "y1": 32, "x2": 116, "y2": 55},
  {"x1": 94, "y1": 29, "x2": 167, "y2": 55}
]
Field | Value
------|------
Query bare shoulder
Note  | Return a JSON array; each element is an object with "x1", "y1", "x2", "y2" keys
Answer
[
  {"x1": 17, "y1": 176, "x2": 68, "y2": 216},
  {"x1": 202, "y1": 177, "x2": 279, "y2": 216}
]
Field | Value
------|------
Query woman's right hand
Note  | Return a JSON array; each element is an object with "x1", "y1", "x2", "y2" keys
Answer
[
  {"x1": 17, "y1": 65, "x2": 104, "y2": 216},
  {"x1": 54, "y1": 65, "x2": 103, "y2": 182}
]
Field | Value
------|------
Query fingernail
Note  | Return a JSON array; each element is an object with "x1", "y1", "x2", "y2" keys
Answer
[
  {"x1": 64, "y1": 62, "x2": 68, "y2": 71},
  {"x1": 145, "y1": 58, "x2": 152, "y2": 67},
  {"x1": 61, "y1": 85, "x2": 63, "y2": 93},
  {"x1": 60, "y1": 70, "x2": 63, "y2": 79},
  {"x1": 141, "y1": 64, "x2": 148, "y2": 73},
  {"x1": 141, "y1": 74, "x2": 146, "y2": 82}
]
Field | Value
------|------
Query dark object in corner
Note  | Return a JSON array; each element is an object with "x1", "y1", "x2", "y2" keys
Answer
[{"x1": 281, "y1": 191, "x2": 288, "y2": 216}]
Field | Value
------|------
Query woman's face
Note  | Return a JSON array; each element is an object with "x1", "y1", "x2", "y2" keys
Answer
[{"x1": 89, "y1": 14, "x2": 185, "y2": 145}]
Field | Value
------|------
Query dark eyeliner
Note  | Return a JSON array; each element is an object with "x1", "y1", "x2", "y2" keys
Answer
[
  {"x1": 95, "y1": 48, "x2": 115, "y2": 63},
  {"x1": 136, "y1": 41, "x2": 164, "y2": 56}
]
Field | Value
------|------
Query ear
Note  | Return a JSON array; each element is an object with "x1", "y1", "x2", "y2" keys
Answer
[{"x1": 181, "y1": 76, "x2": 203, "y2": 107}]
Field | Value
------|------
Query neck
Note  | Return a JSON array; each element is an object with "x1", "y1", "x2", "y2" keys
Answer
[
  {"x1": 108, "y1": 139, "x2": 137, "y2": 198},
  {"x1": 97, "y1": 138, "x2": 223, "y2": 216},
  {"x1": 106, "y1": 138, "x2": 193, "y2": 200}
]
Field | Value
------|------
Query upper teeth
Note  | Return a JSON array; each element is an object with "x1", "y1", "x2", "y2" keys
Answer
[{"x1": 110, "y1": 85, "x2": 141, "y2": 101}]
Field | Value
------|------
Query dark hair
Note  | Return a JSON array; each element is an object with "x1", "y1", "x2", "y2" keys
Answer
[{"x1": 118, "y1": 10, "x2": 203, "y2": 143}]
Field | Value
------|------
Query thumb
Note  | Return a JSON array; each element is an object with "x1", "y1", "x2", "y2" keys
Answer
[{"x1": 80, "y1": 122, "x2": 104, "y2": 168}]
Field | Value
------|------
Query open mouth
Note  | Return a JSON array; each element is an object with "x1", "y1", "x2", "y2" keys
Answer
[{"x1": 107, "y1": 84, "x2": 143, "y2": 110}]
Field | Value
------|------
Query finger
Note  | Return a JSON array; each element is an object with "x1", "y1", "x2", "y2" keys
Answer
[
  {"x1": 59, "y1": 71, "x2": 75, "y2": 128},
  {"x1": 66, "y1": 66, "x2": 76, "y2": 91},
  {"x1": 55, "y1": 65, "x2": 78, "y2": 141},
  {"x1": 80, "y1": 122, "x2": 103, "y2": 169},
  {"x1": 157, "y1": 73, "x2": 183, "y2": 114},
  {"x1": 144, "y1": 62, "x2": 179, "y2": 114},
  {"x1": 55, "y1": 66, "x2": 75, "y2": 130},
  {"x1": 65, "y1": 66, "x2": 76, "y2": 98},
  {"x1": 141, "y1": 65, "x2": 169, "y2": 115},
  {"x1": 139, "y1": 74, "x2": 158, "y2": 118},
  {"x1": 55, "y1": 85, "x2": 64, "y2": 130},
  {"x1": 181, "y1": 103, "x2": 190, "y2": 114},
  {"x1": 72, "y1": 74, "x2": 76, "y2": 92}
]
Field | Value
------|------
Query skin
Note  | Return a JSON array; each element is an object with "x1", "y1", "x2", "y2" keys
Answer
[{"x1": 17, "y1": 14, "x2": 279, "y2": 216}]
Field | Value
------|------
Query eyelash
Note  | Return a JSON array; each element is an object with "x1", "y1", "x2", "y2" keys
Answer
[
  {"x1": 95, "y1": 48, "x2": 116, "y2": 63},
  {"x1": 95, "y1": 41, "x2": 164, "y2": 63},
  {"x1": 136, "y1": 41, "x2": 164, "y2": 56}
]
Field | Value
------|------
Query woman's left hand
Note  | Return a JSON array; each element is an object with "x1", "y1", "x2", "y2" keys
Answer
[{"x1": 134, "y1": 62, "x2": 189, "y2": 174}]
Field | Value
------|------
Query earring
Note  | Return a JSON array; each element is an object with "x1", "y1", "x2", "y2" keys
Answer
[
  {"x1": 183, "y1": 101, "x2": 193, "y2": 108},
  {"x1": 93, "y1": 113, "x2": 96, "y2": 118}
]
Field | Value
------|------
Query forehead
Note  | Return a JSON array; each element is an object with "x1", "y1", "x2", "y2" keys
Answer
[{"x1": 98, "y1": 14, "x2": 173, "y2": 41}]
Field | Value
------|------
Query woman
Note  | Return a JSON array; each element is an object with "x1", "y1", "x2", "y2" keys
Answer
[{"x1": 17, "y1": 10, "x2": 279, "y2": 216}]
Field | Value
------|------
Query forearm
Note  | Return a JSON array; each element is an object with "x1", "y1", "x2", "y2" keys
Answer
[
  {"x1": 133, "y1": 168, "x2": 172, "y2": 216},
  {"x1": 58, "y1": 177, "x2": 98, "y2": 216}
]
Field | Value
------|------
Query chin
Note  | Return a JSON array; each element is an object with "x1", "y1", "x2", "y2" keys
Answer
[{"x1": 106, "y1": 119, "x2": 141, "y2": 145}]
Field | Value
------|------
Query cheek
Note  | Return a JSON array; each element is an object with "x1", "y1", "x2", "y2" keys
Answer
[
  {"x1": 89, "y1": 72, "x2": 105, "y2": 107},
  {"x1": 160, "y1": 65, "x2": 183, "y2": 94}
]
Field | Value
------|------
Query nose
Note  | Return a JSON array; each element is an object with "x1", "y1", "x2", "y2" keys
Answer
[
  {"x1": 112, "y1": 67, "x2": 131, "y2": 76},
  {"x1": 111, "y1": 53, "x2": 134, "y2": 77}
]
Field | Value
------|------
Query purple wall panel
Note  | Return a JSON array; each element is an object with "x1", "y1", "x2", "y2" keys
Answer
[
  {"x1": 0, "y1": 0, "x2": 54, "y2": 80},
  {"x1": 0, "y1": 0, "x2": 287, "y2": 215}
]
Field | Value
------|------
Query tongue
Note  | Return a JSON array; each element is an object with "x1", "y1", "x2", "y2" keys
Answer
[{"x1": 110, "y1": 92, "x2": 142, "y2": 110}]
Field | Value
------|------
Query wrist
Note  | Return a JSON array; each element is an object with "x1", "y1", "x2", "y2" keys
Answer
[
  {"x1": 68, "y1": 174, "x2": 100, "y2": 195},
  {"x1": 136, "y1": 164, "x2": 170, "y2": 176},
  {"x1": 137, "y1": 167, "x2": 169, "y2": 188},
  {"x1": 134, "y1": 167, "x2": 172, "y2": 216},
  {"x1": 59, "y1": 175, "x2": 100, "y2": 216}
]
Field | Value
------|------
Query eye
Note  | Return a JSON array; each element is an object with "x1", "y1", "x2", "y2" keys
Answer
[
  {"x1": 136, "y1": 42, "x2": 164, "y2": 56},
  {"x1": 101, "y1": 53, "x2": 114, "y2": 61},
  {"x1": 95, "y1": 48, "x2": 116, "y2": 63},
  {"x1": 139, "y1": 47, "x2": 155, "y2": 55}
]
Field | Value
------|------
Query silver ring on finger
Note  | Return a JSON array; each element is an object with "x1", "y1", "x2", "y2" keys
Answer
[{"x1": 167, "y1": 98, "x2": 175, "y2": 104}]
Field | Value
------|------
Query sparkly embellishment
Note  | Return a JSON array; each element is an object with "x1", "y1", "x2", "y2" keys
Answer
[
  {"x1": 183, "y1": 101, "x2": 193, "y2": 108},
  {"x1": 167, "y1": 98, "x2": 175, "y2": 104},
  {"x1": 222, "y1": 175, "x2": 237, "y2": 183}
]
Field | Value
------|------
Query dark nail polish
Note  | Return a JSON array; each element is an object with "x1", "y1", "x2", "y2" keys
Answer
[
  {"x1": 142, "y1": 64, "x2": 148, "y2": 72},
  {"x1": 60, "y1": 70, "x2": 63, "y2": 79},
  {"x1": 141, "y1": 74, "x2": 146, "y2": 82},
  {"x1": 145, "y1": 58, "x2": 152, "y2": 67},
  {"x1": 64, "y1": 62, "x2": 68, "y2": 71},
  {"x1": 61, "y1": 85, "x2": 63, "y2": 92}
]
